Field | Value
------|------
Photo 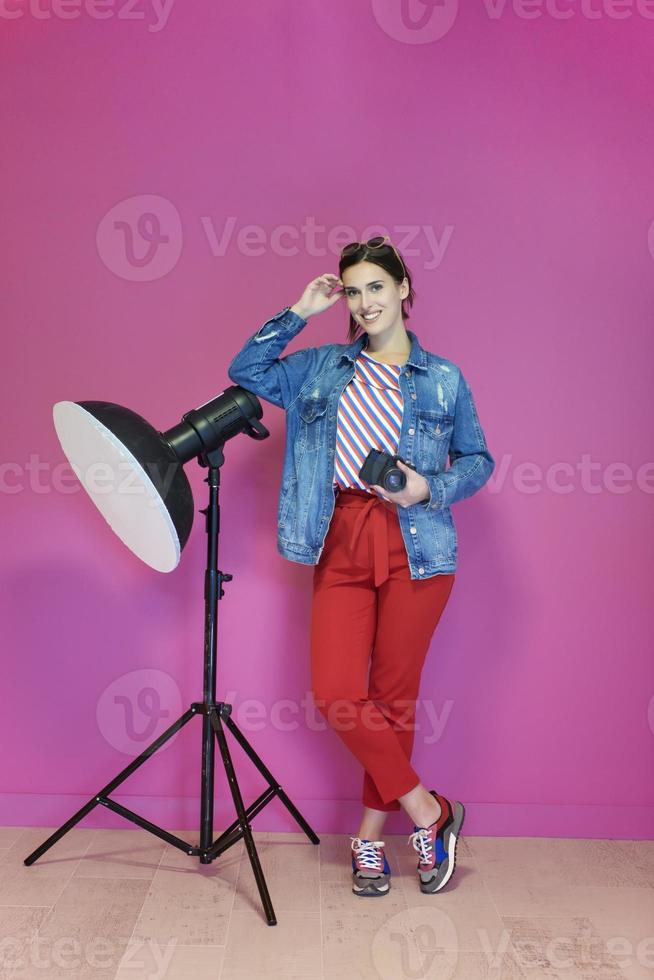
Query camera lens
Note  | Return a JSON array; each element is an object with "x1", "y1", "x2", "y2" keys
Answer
[{"x1": 386, "y1": 471, "x2": 403, "y2": 492}]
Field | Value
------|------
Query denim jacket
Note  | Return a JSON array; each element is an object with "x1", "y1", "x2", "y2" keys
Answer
[{"x1": 227, "y1": 306, "x2": 495, "y2": 580}]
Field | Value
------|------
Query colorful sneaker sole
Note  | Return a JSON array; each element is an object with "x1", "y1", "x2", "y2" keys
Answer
[{"x1": 352, "y1": 871, "x2": 391, "y2": 896}]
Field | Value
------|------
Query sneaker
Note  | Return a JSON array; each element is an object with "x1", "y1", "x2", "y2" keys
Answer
[
  {"x1": 350, "y1": 836, "x2": 391, "y2": 896},
  {"x1": 407, "y1": 790, "x2": 465, "y2": 894}
]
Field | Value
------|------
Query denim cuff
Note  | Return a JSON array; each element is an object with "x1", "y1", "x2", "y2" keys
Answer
[
  {"x1": 421, "y1": 473, "x2": 446, "y2": 511},
  {"x1": 270, "y1": 306, "x2": 306, "y2": 325}
]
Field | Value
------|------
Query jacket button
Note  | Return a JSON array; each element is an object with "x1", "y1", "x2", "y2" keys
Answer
[
  {"x1": 410, "y1": 527, "x2": 417, "y2": 534},
  {"x1": 406, "y1": 370, "x2": 412, "y2": 376},
  {"x1": 408, "y1": 427, "x2": 415, "y2": 435},
  {"x1": 411, "y1": 393, "x2": 417, "y2": 400},
  {"x1": 418, "y1": 567, "x2": 425, "y2": 575}
]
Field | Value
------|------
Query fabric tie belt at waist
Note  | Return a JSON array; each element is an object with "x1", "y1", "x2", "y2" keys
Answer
[{"x1": 334, "y1": 488, "x2": 397, "y2": 587}]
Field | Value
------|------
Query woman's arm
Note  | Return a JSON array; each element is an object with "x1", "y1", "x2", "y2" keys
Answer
[
  {"x1": 227, "y1": 275, "x2": 345, "y2": 410},
  {"x1": 227, "y1": 306, "x2": 316, "y2": 410},
  {"x1": 421, "y1": 369, "x2": 495, "y2": 510}
]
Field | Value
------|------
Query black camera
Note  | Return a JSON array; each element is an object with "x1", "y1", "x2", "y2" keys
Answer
[{"x1": 359, "y1": 449, "x2": 416, "y2": 493}]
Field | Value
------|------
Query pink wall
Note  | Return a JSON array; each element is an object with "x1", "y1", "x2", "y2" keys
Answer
[{"x1": 2, "y1": 0, "x2": 653, "y2": 839}]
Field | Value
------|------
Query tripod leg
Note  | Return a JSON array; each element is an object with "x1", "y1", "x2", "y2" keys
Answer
[
  {"x1": 199, "y1": 708, "x2": 216, "y2": 863},
  {"x1": 24, "y1": 706, "x2": 197, "y2": 866},
  {"x1": 210, "y1": 709, "x2": 277, "y2": 926},
  {"x1": 221, "y1": 711, "x2": 320, "y2": 844}
]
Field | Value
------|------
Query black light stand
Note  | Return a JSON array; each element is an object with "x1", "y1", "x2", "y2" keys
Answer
[{"x1": 24, "y1": 443, "x2": 320, "y2": 926}]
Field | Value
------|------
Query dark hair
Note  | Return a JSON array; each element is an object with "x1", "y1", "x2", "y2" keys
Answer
[{"x1": 338, "y1": 240, "x2": 416, "y2": 344}]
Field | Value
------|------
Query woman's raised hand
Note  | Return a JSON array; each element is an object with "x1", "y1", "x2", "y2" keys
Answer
[{"x1": 290, "y1": 274, "x2": 344, "y2": 320}]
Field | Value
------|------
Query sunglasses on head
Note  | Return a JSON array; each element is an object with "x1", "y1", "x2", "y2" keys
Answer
[{"x1": 340, "y1": 235, "x2": 407, "y2": 280}]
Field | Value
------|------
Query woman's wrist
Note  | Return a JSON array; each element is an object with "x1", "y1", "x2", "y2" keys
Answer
[{"x1": 290, "y1": 303, "x2": 311, "y2": 320}]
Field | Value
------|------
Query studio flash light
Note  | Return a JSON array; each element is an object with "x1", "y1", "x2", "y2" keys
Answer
[
  {"x1": 51, "y1": 386, "x2": 268, "y2": 572},
  {"x1": 24, "y1": 383, "x2": 320, "y2": 927}
]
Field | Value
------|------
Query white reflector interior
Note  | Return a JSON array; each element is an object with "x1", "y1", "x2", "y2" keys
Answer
[{"x1": 53, "y1": 401, "x2": 182, "y2": 573}]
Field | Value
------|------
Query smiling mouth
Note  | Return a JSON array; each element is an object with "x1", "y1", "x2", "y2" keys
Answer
[{"x1": 361, "y1": 311, "x2": 382, "y2": 323}]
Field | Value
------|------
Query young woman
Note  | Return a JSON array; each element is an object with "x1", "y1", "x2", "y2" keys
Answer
[{"x1": 227, "y1": 236, "x2": 495, "y2": 898}]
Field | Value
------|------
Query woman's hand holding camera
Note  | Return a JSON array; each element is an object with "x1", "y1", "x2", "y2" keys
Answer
[
  {"x1": 369, "y1": 460, "x2": 431, "y2": 509},
  {"x1": 290, "y1": 274, "x2": 344, "y2": 320}
]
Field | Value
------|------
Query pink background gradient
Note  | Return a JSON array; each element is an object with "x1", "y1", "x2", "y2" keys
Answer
[{"x1": 2, "y1": 0, "x2": 653, "y2": 839}]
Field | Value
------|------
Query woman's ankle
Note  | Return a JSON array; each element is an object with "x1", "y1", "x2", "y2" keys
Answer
[
  {"x1": 356, "y1": 807, "x2": 389, "y2": 841},
  {"x1": 414, "y1": 797, "x2": 441, "y2": 829},
  {"x1": 398, "y1": 783, "x2": 442, "y2": 828}
]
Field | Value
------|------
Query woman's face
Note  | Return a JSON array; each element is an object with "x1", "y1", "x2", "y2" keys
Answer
[{"x1": 341, "y1": 261, "x2": 408, "y2": 335}]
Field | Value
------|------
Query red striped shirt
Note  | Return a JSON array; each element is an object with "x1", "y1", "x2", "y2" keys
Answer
[{"x1": 333, "y1": 344, "x2": 404, "y2": 494}]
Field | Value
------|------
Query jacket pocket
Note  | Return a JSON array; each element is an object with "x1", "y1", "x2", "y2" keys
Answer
[
  {"x1": 417, "y1": 410, "x2": 454, "y2": 469},
  {"x1": 298, "y1": 393, "x2": 329, "y2": 424},
  {"x1": 297, "y1": 394, "x2": 329, "y2": 454}
]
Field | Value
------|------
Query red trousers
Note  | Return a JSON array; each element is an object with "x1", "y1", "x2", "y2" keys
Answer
[{"x1": 310, "y1": 487, "x2": 455, "y2": 811}]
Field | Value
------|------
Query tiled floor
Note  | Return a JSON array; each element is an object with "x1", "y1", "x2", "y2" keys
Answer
[{"x1": 0, "y1": 824, "x2": 652, "y2": 979}]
